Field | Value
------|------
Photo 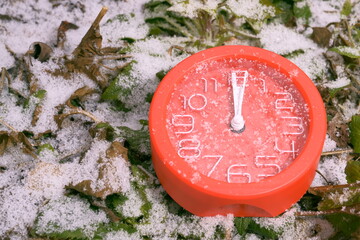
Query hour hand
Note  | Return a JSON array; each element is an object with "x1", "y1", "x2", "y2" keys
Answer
[{"x1": 230, "y1": 71, "x2": 248, "y2": 133}]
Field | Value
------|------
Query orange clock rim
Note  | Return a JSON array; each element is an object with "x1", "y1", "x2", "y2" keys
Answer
[{"x1": 149, "y1": 45, "x2": 327, "y2": 199}]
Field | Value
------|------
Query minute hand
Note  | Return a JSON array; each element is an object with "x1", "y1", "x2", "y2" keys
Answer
[{"x1": 231, "y1": 71, "x2": 247, "y2": 132}]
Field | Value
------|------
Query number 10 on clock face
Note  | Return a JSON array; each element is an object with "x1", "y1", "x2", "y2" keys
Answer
[{"x1": 166, "y1": 59, "x2": 309, "y2": 184}]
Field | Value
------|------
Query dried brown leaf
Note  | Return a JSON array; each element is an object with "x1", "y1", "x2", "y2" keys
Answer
[
  {"x1": 106, "y1": 141, "x2": 128, "y2": 161},
  {"x1": 324, "y1": 50, "x2": 345, "y2": 79},
  {"x1": 0, "y1": 131, "x2": 12, "y2": 155},
  {"x1": 68, "y1": 179, "x2": 95, "y2": 195},
  {"x1": 65, "y1": 86, "x2": 98, "y2": 108},
  {"x1": 16, "y1": 132, "x2": 36, "y2": 158},
  {"x1": 0, "y1": 67, "x2": 11, "y2": 92},
  {"x1": 64, "y1": 7, "x2": 131, "y2": 89},
  {"x1": 27, "y1": 162, "x2": 65, "y2": 191},
  {"x1": 89, "y1": 122, "x2": 116, "y2": 141},
  {"x1": 68, "y1": 166, "x2": 120, "y2": 200},
  {"x1": 28, "y1": 42, "x2": 53, "y2": 62},
  {"x1": 90, "y1": 200, "x2": 121, "y2": 222},
  {"x1": 72, "y1": 8, "x2": 104, "y2": 57},
  {"x1": 312, "y1": 27, "x2": 332, "y2": 47},
  {"x1": 31, "y1": 105, "x2": 42, "y2": 126},
  {"x1": 54, "y1": 108, "x2": 101, "y2": 127},
  {"x1": 64, "y1": 8, "x2": 108, "y2": 88},
  {"x1": 57, "y1": 21, "x2": 79, "y2": 49},
  {"x1": 328, "y1": 113, "x2": 350, "y2": 148},
  {"x1": 29, "y1": 78, "x2": 39, "y2": 94},
  {"x1": 0, "y1": 131, "x2": 36, "y2": 157},
  {"x1": 67, "y1": 141, "x2": 129, "y2": 200}
]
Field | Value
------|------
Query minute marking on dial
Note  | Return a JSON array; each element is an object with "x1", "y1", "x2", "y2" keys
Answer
[{"x1": 230, "y1": 70, "x2": 248, "y2": 133}]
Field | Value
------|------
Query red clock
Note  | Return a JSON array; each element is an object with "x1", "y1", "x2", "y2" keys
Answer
[{"x1": 149, "y1": 45, "x2": 327, "y2": 217}]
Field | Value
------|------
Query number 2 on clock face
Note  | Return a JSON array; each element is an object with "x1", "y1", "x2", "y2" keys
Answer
[{"x1": 166, "y1": 61, "x2": 309, "y2": 183}]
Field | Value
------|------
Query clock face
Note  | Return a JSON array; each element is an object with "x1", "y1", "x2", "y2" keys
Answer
[{"x1": 166, "y1": 58, "x2": 309, "y2": 183}]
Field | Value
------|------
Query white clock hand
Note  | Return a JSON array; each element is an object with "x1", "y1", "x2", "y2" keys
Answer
[{"x1": 231, "y1": 71, "x2": 248, "y2": 132}]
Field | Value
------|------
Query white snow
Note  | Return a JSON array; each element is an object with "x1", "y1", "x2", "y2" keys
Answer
[
  {"x1": 226, "y1": 0, "x2": 275, "y2": 20},
  {"x1": 34, "y1": 195, "x2": 108, "y2": 238},
  {"x1": 0, "y1": 0, "x2": 356, "y2": 239},
  {"x1": 306, "y1": 0, "x2": 345, "y2": 27},
  {"x1": 168, "y1": 0, "x2": 219, "y2": 18},
  {"x1": 312, "y1": 155, "x2": 348, "y2": 187},
  {"x1": 259, "y1": 23, "x2": 318, "y2": 55}
]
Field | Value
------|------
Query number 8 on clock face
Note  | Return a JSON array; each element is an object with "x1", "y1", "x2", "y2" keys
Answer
[{"x1": 150, "y1": 45, "x2": 326, "y2": 217}]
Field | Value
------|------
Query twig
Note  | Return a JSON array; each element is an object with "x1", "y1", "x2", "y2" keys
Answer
[
  {"x1": 76, "y1": 108, "x2": 102, "y2": 123},
  {"x1": 309, "y1": 182, "x2": 360, "y2": 193},
  {"x1": 0, "y1": 118, "x2": 17, "y2": 132},
  {"x1": 79, "y1": 55, "x2": 132, "y2": 62},
  {"x1": 228, "y1": 29, "x2": 259, "y2": 39},
  {"x1": 90, "y1": 7, "x2": 108, "y2": 34},
  {"x1": 1, "y1": 67, "x2": 11, "y2": 91},
  {"x1": 296, "y1": 203, "x2": 360, "y2": 217},
  {"x1": 137, "y1": 165, "x2": 157, "y2": 183},
  {"x1": 315, "y1": 170, "x2": 331, "y2": 185},
  {"x1": 90, "y1": 199, "x2": 121, "y2": 222},
  {"x1": 167, "y1": 45, "x2": 195, "y2": 56},
  {"x1": 345, "y1": 19, "x2": 355, "y2": 48},
  {"x1": 321, "y1": 149, "x2": 353, "y2": 156}
]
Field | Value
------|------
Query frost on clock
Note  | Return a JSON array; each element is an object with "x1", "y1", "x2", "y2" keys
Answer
[{"x1": 165, "y1": 58, "x2": 310, "y2": 183}]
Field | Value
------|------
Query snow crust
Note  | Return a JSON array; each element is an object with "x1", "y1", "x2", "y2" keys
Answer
[{"x1": 0, "y1": 0, "x2": 357, "y2": 239}]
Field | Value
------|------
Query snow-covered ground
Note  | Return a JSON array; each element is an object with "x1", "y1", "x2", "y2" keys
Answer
[{"x1": 0, "y1": 0, "x2": 358, "y2": 239}]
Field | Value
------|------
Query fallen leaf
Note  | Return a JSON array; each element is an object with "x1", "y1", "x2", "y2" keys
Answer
[
  {"x1": 328, "y1": 113, "x2": 350, "y2": 148},
  {"x1": 27, "y1": 162, "x2": 66, "y2": 192},
  {"x1": 312, "y1": 27, "x2": 332, "y2": 47},
  {"x1": 66, "y1": 7, "x2": 108, "y2": 88},
  {"x1": 57, "y1": 21, "x2": 79, "y2": 49},
  {"x1": 324, "y1": 50, "x2": 345, "y2": 79},
  {"x1": 0, "y1": 67, "x2": 11, "y2": 92},
  {"x1": 67, "y1": 141, "x2": 130, "y2": 200},
  {"x1": 106, "y1": 141, "x2": 128, "y2": 161},
  {"x1": 64, "y1": 7, "x2": 131, "y2": 89},
  {"x1": 0, "y1": 131, "x2": 13, "y2": 155},
  {"x1": 31, "y1": 105, "x2": 42, "y2": 126},
  {"x1": 54, "y1": 108, "x2": 101, "y2": 127},
  {"x1": 0, "y1": 131, "x2": 36, "y2": 158},
  {"x1": 28, "y1": 42, "x2": 53, "y2": 62},
  {"x1": 89, "y1": 122, "x2": 115, "y2": 141},
  {"x1": 65, "y1": 86, "x2": 98, "y2": 108}
]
